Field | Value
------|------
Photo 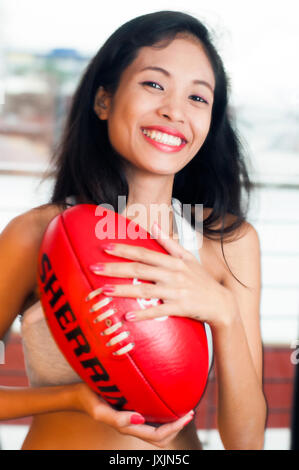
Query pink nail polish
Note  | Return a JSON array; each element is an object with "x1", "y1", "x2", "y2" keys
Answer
[
  {"x1": 102, "y1": 243, "x2": 115, "y2": 251},
  {"x1": 125, "y1": 312, "x2": 136, "y2": 321},
  {"x1": 183, "y1": 417, "x2": 193, "y2": 427},
  {"x1": 89, "y1": 263, "x2": 105, "y2": 271},
  {"x1": 130, "y1": 414, "x2": 145, "y2": 425},
  {"x1": 102, "y1": 284, "x2": 115, "y2": 294}
]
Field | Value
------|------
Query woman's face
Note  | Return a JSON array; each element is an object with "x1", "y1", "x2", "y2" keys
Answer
[{"x1": 95, "y1": 36, "x2": 215, "y2": 175}]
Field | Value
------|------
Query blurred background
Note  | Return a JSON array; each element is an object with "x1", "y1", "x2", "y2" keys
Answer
[{"x1": 0, "y1": 0, "x2": 299, "y2": 450}]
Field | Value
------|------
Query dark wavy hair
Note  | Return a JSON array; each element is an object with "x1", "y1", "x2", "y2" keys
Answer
[{"x1": 46, "y1": 10, "x2": 253, "y2": 282}]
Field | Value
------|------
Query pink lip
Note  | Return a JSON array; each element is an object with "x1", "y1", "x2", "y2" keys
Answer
[
  {"x1": 141, "y1": 126, "x2": 188, "y2": 142},
  {"x1": 141, "y1": 130, "x2": 187, "y2": 153}
]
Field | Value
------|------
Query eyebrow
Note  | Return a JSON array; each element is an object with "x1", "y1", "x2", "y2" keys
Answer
[{"x1": 139, "y1": 66, "x2": 214, "y2": 94}]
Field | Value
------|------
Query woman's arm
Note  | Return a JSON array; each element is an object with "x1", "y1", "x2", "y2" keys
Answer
[
  {"x1": 0, "y1": 381, "x2": 193, "y2": 447},
  {"x1": 213, "y1": 223, "x2": 267, "y2": 450},
  {"x1": 91, "y1": 220, "x2": 267, "y2": 449},
  {"x1": 0, "y1": 208, "x2": 78, "y2": 421},
  {"x1": 0, "y1": 384, "x2": 79, "y2": 420},
  {"x1": 0, "y1": 211, "x2": 192, "y2": 447}
]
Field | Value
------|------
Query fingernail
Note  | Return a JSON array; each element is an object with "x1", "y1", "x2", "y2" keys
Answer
[
  {"x1": 184, "y1": 412, "x2": 194, "y2": 425},
  {"x1": 183, "y1": 417, "x2": 193, "y2": 427},
  {"x1": 102, "y1": 284, "x2": 115, "y2": 294},
  {"x1": 130, "y1": 414, "x2": 145, "y2": 425},
  {"x1": 182, "y1": 410, "x2": 194, "y2": 424},
  {"x1": 89, "y1": 263, "x2": 105, "y2": 271},
  {"x1": 102, "y1": 243, "x2": 115, "y2": 251},
  {"x1": 125, "y1": 312, "x2": 136, "y2": 321}
]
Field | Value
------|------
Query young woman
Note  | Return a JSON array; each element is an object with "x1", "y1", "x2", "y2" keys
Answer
[{"x1": 0, "y1": 11, "x2": 267, "y2": 450}]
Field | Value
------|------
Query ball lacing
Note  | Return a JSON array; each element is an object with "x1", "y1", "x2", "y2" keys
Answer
[{"x1": 85, "y1": 287, "x2": 135, "y2": 356}]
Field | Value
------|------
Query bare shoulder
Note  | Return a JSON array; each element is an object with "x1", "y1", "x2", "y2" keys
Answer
[
  {"x1": 221, "y1": 219, "x2": 261, "y2": 290},
  {"x1": 3, "y1": 203, "x2": 65, "y2": 243},
  {"x1": 200, "y1": 207, "x2": 259, "y2": 247},
  {"x1": 7, "y1": 202, "x2": 66, "y2": 278},
  {"x1": 23, "y1": 202, "x2": 65, "y2": 233},
  {"x1": 198, "y1": 208, "x2": 260, "y2": 286},
  {"x1": 0, "y1": 203, "x2": 65, "y2": 325}
]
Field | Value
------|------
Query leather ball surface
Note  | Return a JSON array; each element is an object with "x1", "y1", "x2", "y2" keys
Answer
[{"x1": 37, "y1": 204, "x2": 209, "y2": 423}]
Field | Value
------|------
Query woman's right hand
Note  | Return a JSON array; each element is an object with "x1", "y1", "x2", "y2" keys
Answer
[{"x1": 73, "y1": 382, "x2": 194, "y2": 449}]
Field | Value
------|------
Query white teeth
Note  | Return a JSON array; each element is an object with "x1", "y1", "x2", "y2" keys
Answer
[{"x1": 142, "y1": 129, "x2": 183, "y2": 147}]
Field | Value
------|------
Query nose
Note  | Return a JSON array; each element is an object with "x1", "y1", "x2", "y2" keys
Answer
[{"x1": 157, "y1": 94, "x2": 185, "y2": 123}]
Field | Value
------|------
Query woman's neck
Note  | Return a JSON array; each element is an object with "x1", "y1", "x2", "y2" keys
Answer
[{"x1": 120, "y1": 171, "x2": 176, "y2": 238}]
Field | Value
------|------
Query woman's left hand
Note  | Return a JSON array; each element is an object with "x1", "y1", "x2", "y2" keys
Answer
[{"x1": 89, "y1": 222, "x2": 237, "y2": 329}]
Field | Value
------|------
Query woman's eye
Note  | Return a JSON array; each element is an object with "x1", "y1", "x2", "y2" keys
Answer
[
  {"x1": 142, "y1": 81, "x2": 163, "y2": 90},
  {"x1": 190, "y1": 95, "x2": 208, "y2": 104},
  {"x1": 141, "y1": 82, "x2": 208, "y2": 104}
]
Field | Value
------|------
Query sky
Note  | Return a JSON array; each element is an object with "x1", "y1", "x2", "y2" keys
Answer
[{"x1": 0, "y1": 0, "x2": 298, "y2": 111}]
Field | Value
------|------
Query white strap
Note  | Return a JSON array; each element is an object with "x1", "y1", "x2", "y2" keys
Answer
[
  {"x1": 171, "y1": 198, "x2": 213, "y2": 371},
  {"x1": 171, "y1": 198, "x2": 200, "y2": 261}
]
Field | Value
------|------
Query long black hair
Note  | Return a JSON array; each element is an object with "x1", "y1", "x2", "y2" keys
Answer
[{"x1": 47, "y1": 10, "x2": 253, "y2": 281}]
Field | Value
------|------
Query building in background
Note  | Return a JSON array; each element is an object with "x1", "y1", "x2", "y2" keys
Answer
[{"x1": 0, "y1": 48, "x2": 88, "y2": 171}]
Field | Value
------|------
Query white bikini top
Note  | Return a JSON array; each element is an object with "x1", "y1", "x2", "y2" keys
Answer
[{"x1": 21, "y1": 197, "x2": 213, "y2": 387}]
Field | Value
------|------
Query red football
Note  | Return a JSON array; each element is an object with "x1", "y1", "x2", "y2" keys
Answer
[{"x1": 37, "y1": 204, "x2": 209, "y2": 423}]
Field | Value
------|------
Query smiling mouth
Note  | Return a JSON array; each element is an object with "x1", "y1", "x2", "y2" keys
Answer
[{"x1": 141, "y1": 128, "x2": 187, "y2": 147}]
